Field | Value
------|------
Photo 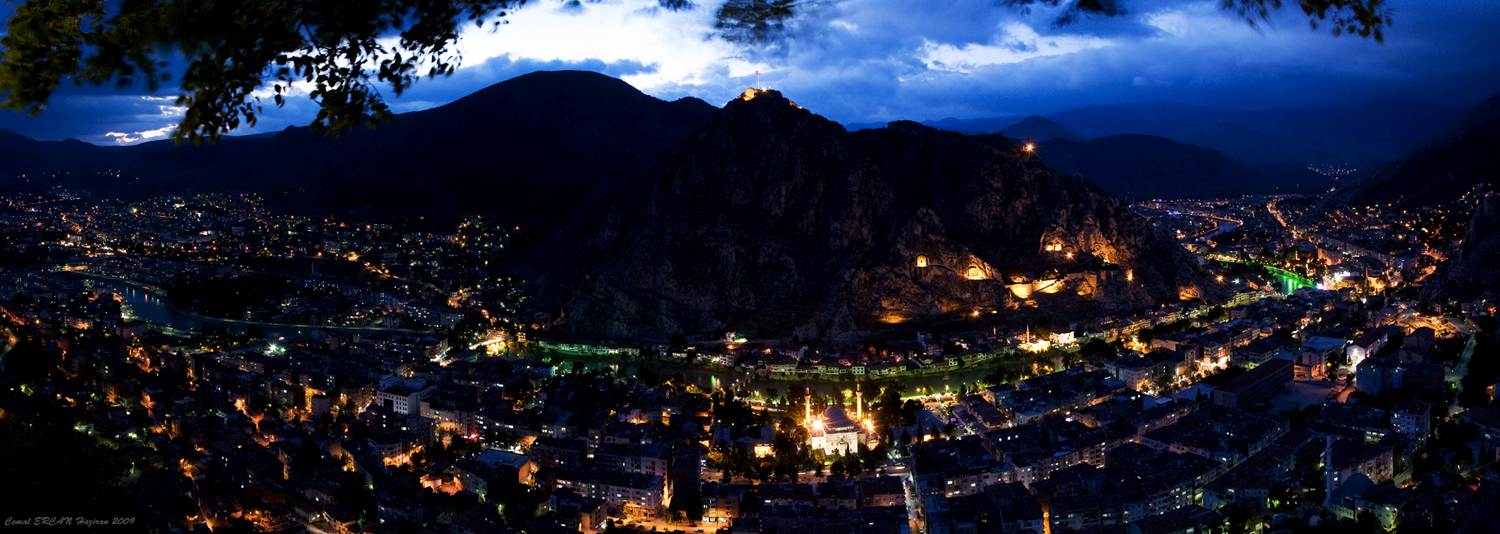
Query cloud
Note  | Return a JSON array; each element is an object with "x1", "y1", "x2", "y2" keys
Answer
[
  {"x1": 0, "y1": 94, "x2": 192, "y2": 144},
  {"x1": 920, "y1": 23, "x2": 1115, "y2": 73},
  {"x1": 104, "y1": 124, "x2": 175, "y2": 144},
  {"x1": 1132, "y1": 76, "x2": 1170, "y2": 87},
  {"x1": 638, "y1": 0, "x2": 1500, "y2": 124}
]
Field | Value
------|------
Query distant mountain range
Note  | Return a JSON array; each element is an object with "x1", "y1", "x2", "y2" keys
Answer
[
  {"x1": 1002, "y1": 116, "x2": 1083, "y2": 143},
  {"x1": 1323, "y1": 91, "x2": 1500, "y2": 210},
  {"x1": 880, "y1": 114, "x2": 1332, "y2": 200},
  {"x1": 0, "y1": 71, "x2": 1466, "y2": 227},
  {"x1": 863, "y1": 116, "x2": 1020, "y2": 136},
  {"x1": 1036, "y1": 134, "x2": 1333, "y2": 201},
  {"x1": 519, "y1": 89, "x2": 1216, "y2": 343},
  {"x1": 0, "y1": 71, "x2": 718, "y2": 228},
  {"x1": 849, "y1": 100, "x2": 1463, "y2": 167}
]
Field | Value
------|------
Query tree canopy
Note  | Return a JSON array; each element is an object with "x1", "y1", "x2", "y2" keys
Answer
[{"x1": 0, "y1": 0, "x2": 1392, "y2": 143}]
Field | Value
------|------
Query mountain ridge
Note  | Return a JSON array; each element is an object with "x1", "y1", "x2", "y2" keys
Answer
[
  {"x1": 520, "y1": 89, "x2": 1219, "y2": 344},
  {"x1": 1322, "y1": 91, "x2": 1500, "y2": 210},
  {"x1": 846, "y1": 100, "x2": 1463, "y2": 167},
  {"x1": 1002, "y1": 116, "x2": 1083, "y2": 143},
  {"x1": 0, "y1": 71, "x2": 720, "y2": 228},
  {"x1": 1037, "y1": 134, "x2": 1333, "y2": 200}
]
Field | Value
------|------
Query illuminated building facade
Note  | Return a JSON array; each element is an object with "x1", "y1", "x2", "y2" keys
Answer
[
  {"x1": 809, "y1": 406, "x2": 865, "y2": 456},
  {"x1": 806, "y1": 385, "x2": 874, "y2": 456}
]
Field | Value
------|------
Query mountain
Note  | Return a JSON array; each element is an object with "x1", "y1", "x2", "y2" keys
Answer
[
  {"x1": 845, "y1": 116, "x2": 1020, "y2": 135},
  {"x1": 1323, "y1": 92, "x2": 1500, "y2": 209},
  {"x1": 0, "y1": 71, "x2": 719, "y2": 228},
  {"x1": 0, "y1": 131, "x2": 122, "y2": 177},
  {"x1": 850, "y1": 100, "x2": 1463, "y2": 167},
  {"x1": 519, "y1": 89, "x2": 1216, "y2": 344},
  {"x1": 1001, "y1": 116, "x2": 1083, "y2": 143},
  {"x1": 1036, "y1": 134, "x2": 1333, "y2": 200},
  {"x1": 1420, "y1": 194, "x2": 1500, "y2": 304},
  {"x1": 1043, "y1": 101, "x2": 1465, "y2": 166}
]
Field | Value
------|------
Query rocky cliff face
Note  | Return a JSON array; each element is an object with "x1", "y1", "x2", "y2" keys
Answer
[
  {"x1": 521, "y1": 90, "x2": 1215, "y2": 343},
  {"x1": 1420, "y1": 194, "x2": 1500, "y2": 303}
]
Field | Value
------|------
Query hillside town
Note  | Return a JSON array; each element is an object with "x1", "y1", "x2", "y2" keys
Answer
[{"x1": 3, "y1": 186, "x2": 1499, "y2": 534}]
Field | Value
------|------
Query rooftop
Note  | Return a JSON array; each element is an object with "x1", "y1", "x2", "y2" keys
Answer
[{"x1": 1215, "y1": 358, "x2": 1293, "y2": 395}]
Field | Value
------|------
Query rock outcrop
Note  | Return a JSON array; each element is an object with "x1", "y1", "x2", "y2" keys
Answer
[
  {"x1": 521, "y1": 89, "x2": 1216, "y2": 343},
  {"x1": 1420, "y1": 194, "x2": 1500, "y2": 304}
]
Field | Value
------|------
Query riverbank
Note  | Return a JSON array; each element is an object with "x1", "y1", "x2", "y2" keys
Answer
[
  {"x1": 529, "y1": 347, "x2": 1022, "y2": 379},
  {"x1": 520, "y1": 347, "x2": 1064, "y2": 397},
  {"x1": 1211, "y1": 258, "x2": 1316, "y2": 293},
  {"x1": 67, "y1": 272, "x2": 432, "y2": 339}
]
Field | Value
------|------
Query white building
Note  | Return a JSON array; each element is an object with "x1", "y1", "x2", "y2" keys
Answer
[
  {"x1": 1346, "y1": 330, "x2": 1388, "y2": 368},
  {"x1": 1392, "y1": 400, "x2": 1431, "y2": 442},
  {"x1": 552, "y1": 469, "x2": 665, "y2": 519},
  {"x1": 375, "y1": 377, "x2": 435, "y2": 415},
  {"x1": 808, "y1": 406, "x2": 867, "y2": 456}
]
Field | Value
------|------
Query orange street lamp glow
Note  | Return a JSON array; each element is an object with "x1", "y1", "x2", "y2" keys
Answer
[{"x1": 1024, "y1": 144, "x2": 1034, "y2": 152}]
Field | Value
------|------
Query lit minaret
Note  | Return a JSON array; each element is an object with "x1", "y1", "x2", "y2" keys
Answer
[
  {"x1": 805, "y1": 387, "x2": 811, "y2": 423},
  {"x1": 856, "y1": 383, "x2": 863, "y2": 421}
]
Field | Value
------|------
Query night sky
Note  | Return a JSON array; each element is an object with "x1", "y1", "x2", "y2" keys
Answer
[{"x1": 3, "y1": 0, "x2": 1498, "y2": 145}]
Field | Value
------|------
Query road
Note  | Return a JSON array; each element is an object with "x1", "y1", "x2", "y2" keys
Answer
[
  {"x1": 1447, "y1": 334, "x2": 1477, "y2": 416},
  {"x1": 1266, "y1": 198, "x2": 1299, "y2": 237},
  {"x1": 703, "y1": 459, "x2": 908, "y2": 486}
]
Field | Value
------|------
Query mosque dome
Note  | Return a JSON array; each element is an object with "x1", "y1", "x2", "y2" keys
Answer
[{"x1": 822, "y1": 406, "x2": 860, "y2": 433}]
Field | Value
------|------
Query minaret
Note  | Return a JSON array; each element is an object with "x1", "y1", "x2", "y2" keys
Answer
[
  {"x1": 805, "y1": 387, "x2": 811, "y2": 423},
  {"x1": 856, "y1": 383, "x2": 863, "y2": 421}
]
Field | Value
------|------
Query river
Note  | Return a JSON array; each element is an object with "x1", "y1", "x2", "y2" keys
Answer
[
  {"x1": 1213, "y1": 260, "x2": 1316, "y2": 295},
  {"x1": 75, "y1": 272, "x2": 1077, "y2": 398},
  {"x1": 70, "y1": 273, "x2": 430, "y2": 339},
  {"x1": 1257, "y1": 265, "x2": 1317, "y2": 294},
  {"x1": 70, "y1": 273, "x2": 1029, "y2": 396},
  {"x1": 526, "y1": 351, "x2": 1055, "y2": 398}
]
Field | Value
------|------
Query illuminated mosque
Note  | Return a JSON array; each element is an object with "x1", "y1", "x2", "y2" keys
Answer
[{"x1": 806, "y1": 384, "x2": 877, "y2": 456}]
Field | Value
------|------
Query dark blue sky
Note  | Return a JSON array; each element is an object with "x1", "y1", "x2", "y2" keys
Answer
[{"x1": 2, "y1": 0, "x2": 1498, "y2": 144}]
